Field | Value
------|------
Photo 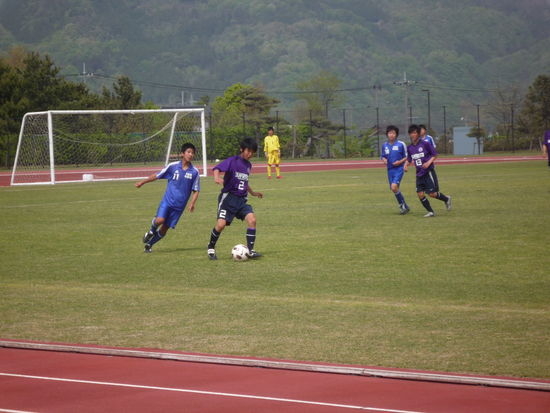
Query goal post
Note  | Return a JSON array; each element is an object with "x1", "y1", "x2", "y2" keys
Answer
[{"x1": 10, "y1": 108, "x2": 207, "y2": 186}]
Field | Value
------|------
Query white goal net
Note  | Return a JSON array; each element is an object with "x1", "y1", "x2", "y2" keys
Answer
[{"x1": 11, "y1": 108, "x2": 207, "y2": 185}]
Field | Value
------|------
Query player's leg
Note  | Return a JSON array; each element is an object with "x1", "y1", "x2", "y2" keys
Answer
[
  {"x1": 208, "y1": 193, "x2": 234, "y2": 260},
  {"x1": 426, "y1": 170, "x2": 451, "y2": 210},
  {"x1": 244, "y1": 212, "x2": 262, "y2": 258},
  {"x1": 273, "y1": 152, "x2": 282, "y2": 178},
  {"x1": 266, "y1": 163, "x2": 272, "y2": 178},
  {"x1": 417, "y1": 177, "x2": 435, "y2": 217},
  {"x1": 144, "y1": 209, "x2": 182, "y2": 252}
]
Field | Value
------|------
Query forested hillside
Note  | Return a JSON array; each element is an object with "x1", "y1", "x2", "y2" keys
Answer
[{"x1": 0, "y1": 0, "x2": 549, "y2": 125}]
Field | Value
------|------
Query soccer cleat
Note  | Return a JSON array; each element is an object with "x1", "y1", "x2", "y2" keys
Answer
[
  {"x1": 247, "y1": 250, "x2": 262, "y2": 259},
  {"x1": 445, "y1": 195, "x2": 452, "y2": 211},
  {"x1": 399, "y1": 205, "x2": 410, "y2": 215},
  {"x1": 423, "y1": 211, "x2": 435, "y2": 218},
  {"x1": 144, "y1": 244, "x2": 152, "y2": 253},
  {"x1": 143, "y1": 230, "x2": 154, "y2": 244},
  {"x1": 276, "y1": 176, "x2": 282, "y2": 179},
  {"x1": 207, "y1": 248, "x2": 217, "y2": 260}
]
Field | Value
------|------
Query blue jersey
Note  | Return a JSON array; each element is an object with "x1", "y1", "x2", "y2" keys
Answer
[
  {"x1": 407, "y1": 140, "x2": 437, "y2": 177},
  {"x1": 381, "y1": 140, "x2": 408, "y2": 169},
  {"x1": 423, "y1": 134, "x2": 436, "y2": 148},
  {"x1": 213, "y1": 155, "x2": 252, "y2": 197},
  {"x1": 157, "y1": 161, "x2": 200, "y2": 210}
]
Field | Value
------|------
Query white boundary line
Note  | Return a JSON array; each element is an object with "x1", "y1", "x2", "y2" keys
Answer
[
  {"x1": 0, "y1": 409, "x2": 39, "y2": 413},
  {"x1": 0, "y1": 372, "x2": 425, "y2": 413},
  {"x1": 1, "y1": 341, "x2": 549, "y2": 392}
]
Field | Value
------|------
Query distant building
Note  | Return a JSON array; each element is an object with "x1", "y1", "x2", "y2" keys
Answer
[{"x1": 453, "y1": 127, "x2": 483, "y2": 155}]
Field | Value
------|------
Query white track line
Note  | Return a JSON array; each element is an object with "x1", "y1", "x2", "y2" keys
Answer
[
  {"x1": 0, "y1": 372, "x2": 426, "y2": 413},
  {"x1": 0, "y1": 409, "x2": 39, "y2": 413}
]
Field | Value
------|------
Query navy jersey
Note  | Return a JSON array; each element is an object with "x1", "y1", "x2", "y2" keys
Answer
[
  {"x1": 213, "y1": 155, "x2": 252, "y2": 197},
  {"x1": 157, "y1": 161, "x2": 200, "y2": 210},
  {"x1": 407, "y1": 140, "x2": 437, "y2": 177},
  {"x1": 544, "y1": 130, "x2": 550, "y2": 151},
  {"x1": 381, "y1": 140, "x2": 408, "y2": 169}
]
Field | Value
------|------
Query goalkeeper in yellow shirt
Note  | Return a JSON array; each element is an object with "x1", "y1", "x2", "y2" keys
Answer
[{"x1": 263, "y1": 127, "x2": 282, "y2": 179}]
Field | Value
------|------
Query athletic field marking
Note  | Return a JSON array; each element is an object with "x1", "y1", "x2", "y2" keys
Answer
[
  {"x1": 0, "y1": 409, "x2": 38, "y2": 413},
  {"x1": 0, "y1": 372, "x2": 426, "y2": 413}
]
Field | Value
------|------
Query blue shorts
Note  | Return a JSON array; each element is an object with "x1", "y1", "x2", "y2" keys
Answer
[
  {"x1": 156, "y1": 201, "x2": 184, "y2": 229},
  {"x1": 416, "y1": 169, "x2": 439, "y2": 194},
  {"x1": 387, "y1": 168, "x2": 405, "y2": 186},
  {"x1": 217, "y1": 192, "x2": 254, "y2": 225}
]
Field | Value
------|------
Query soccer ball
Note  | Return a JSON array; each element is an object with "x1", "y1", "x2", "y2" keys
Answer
[{"x1": 231, "y1": 244, "x2": 249, "y2": 261}]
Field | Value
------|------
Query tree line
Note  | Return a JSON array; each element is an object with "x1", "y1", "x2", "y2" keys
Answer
[{"x1": 1, "y1": 48, "x2": 549, "y2": 169}]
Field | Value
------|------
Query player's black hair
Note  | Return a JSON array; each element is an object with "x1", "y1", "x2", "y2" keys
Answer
[
  {"x1": 408, "y1": 124, "x2": 421, "y2": 134},
  {"x1": 267, "y1": 126, "x2": 274, "y2": 132},
  {"x1": 419, "y1": 124, "x2": 427, "y2": 131},
  {"x1": 386, "y1": 125, "x2": 399, "y2": 136},
  {"x1": 180, "y1": 142, "x2": 196, "y2": 153},
  {"x1": 240, "y1": 137, "x2": 258, "y2": 152}
]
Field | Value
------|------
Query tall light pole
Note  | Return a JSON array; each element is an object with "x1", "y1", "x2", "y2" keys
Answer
[{"x1": 422, "y1": 89, "x2": 431, "y2": 130}]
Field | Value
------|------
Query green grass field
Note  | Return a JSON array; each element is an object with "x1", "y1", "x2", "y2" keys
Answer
[{"x1": 1, "y1": 160, "x2": 549, "y2": 379}]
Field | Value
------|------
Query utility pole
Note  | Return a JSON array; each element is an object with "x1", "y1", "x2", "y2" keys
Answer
[
  {"x1": 442, "y1": 105, "x2": 447, "y2": 154},
  {"x1": 376, "y1": 106, "x2": 380, "y2": 157},
  {"x1": 393, "y1": 72, "x2": 417, "y2": 129},
  {"x1": 475, "y1": 104, "x2": 481, "y2": 155},
  {"x1": 422, "y1": 89, "x2": 431, "y2": 130},
  {"x1": 510, "y1": 103, "x2": 515, "y2": 153}
]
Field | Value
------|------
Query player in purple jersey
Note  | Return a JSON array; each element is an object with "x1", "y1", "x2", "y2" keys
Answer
[
  {"x1": 406, "y1": 124, "x2": 452, "y2": 217},
  {"x1": 207, "y1": 138, "x2": 264, "y2": 260},
  {"x1": 136, "y1": 143, "x2": 200, "y2": 252},
  {"x1": 542, "y1": 130, "x2": 550, "y2": 168},
  {"x1": 381, "y1": 125, "x2": 410, "y2": 214}
]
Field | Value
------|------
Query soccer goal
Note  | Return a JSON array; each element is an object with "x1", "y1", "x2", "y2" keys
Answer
[{"x1": 11, "y1": 108, "x2": 207, "y2": 185}]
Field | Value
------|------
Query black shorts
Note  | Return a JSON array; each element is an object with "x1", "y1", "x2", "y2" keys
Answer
[
  {"x1": 216, "y1": 192, "x2": 254, "y2": 225},
  {"x1": 416, "y1": 169, "x2": 439, "y2": 194}
]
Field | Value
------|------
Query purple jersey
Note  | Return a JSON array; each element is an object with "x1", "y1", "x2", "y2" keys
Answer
[
  {"x1": 407, "y1": 139, "x2": 437, "y2": 177},
  {"x1": 544, "y1": 130, "x2": 550, "y2": 150},
  {"x1": 213, "y1": 155, "x2": 252, "y2": 197}
]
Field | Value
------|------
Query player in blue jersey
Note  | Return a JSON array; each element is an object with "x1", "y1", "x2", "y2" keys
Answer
[
  {"x1": 381, "y1": 125, "x2": 410, "y2": 214},
  {"x1": 406, "y1": 124, "x2": 451, "y2": 217},
  {"x1": 419, "y1": 124, "x2": 436, "y2": 148},
  {"x1": 542, "y1": 130, "x2": 550, "y2": 168},
  {"x1": 207, "y1": 138, "x2": 263, "y2": 260},
  {"x1": 135, "y1": 143, "x2": 200, "y2": 252}
]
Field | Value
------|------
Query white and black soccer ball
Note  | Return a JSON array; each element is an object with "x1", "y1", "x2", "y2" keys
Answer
[{"x1": 231, "y1": 244, "x2": 249, "y2": 261}]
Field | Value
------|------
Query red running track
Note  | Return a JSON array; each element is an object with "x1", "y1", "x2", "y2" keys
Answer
[
  {"x1": 1, "y1": 342, "x2": 549, "y2": 413},
  {"x1": 0, "y1": 155, "x2": 545, "y2": 186}
]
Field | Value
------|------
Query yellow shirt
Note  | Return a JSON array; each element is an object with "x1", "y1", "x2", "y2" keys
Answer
[{"x1": 264, "y1": 134, "x2": 280, "y2": 153}]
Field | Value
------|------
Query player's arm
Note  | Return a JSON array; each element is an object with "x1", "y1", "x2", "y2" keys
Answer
[
  {"x1": 393, "y1": 156, "x2": 407, "y2": 167},
  {"x1": 248, "y1": 185, "x2": 263, "y2": 199},
  {"x1": 213, "y1": 168, "x2": 223, "y2": 185},
  {"x1": 135, "y1": 173, "x2": 158, "y2": 188},
  {"x1": 187, "y1": 190, "x2": 199, "y2": 212}
]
